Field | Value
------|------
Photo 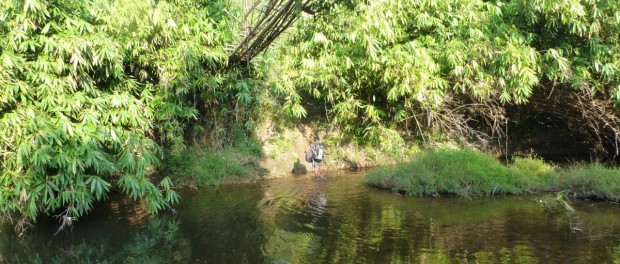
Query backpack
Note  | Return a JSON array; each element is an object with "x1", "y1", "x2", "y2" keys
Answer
[
  {"x1": 305, "y1": 150, "x2": 313, "y2": 163},
  {"x1": 312, "y1": 143, "x2": 324, "y2": 161}
]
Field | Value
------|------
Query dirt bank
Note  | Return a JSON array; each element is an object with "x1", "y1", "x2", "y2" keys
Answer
[{"x1": 254, "y1": 119, "x2": 405, "y2": 178}]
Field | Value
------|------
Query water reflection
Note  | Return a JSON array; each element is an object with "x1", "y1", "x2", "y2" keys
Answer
[
  {"x1": 2, "y1": 172, "x2": 620, "y2": 263},
  {"x1": 259, "y1": 175, "x2": 330, "y2": 263},
  {"x1": 1, "y1": 216, "x2": 189, "y2": 263}
]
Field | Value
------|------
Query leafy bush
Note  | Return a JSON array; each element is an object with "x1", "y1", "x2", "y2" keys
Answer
[
  {"x1": 0, "y1": 0, "x2": 238, "y2": 228},
  {"x1": 165, "y1": 149, "x2": 252, "y2": 186},
  {"x1": 276, "y1": 0, "x2": 620, "y2": 145},
  {"x1": 234, "y1": 137, "x2": 263, "y2": 158},
  {"x1": 267, "y1": 133, "x2": 292, "y2": 159}
]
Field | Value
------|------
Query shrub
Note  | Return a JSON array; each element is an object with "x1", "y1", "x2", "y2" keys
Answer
[
  {"x1": 165, "y1": 148, "x2": 251, "y2": 186},
  {"x1": 235, "y1": 137, "x2": 263, "y2": 158}
]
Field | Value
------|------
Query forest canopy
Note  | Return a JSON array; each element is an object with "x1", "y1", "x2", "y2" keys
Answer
[
  {"x1": 0, "y1": 0, "x2": 261, "y2": 230},
  {"x1": 275, "y1": 0, "x2": 620, "y2": 149}
]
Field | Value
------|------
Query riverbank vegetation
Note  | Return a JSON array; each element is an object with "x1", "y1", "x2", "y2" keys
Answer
[
  {"x1": 0, "y1": 0, "x2": 263, "y2": 230},
  {"x1": 563, "y1": 164, "x2": 620, "y2": 201},
  {"x1": 275, "y1": 0, "x2": 620, "y2": 152},
  {"x1": 164, "y1": 143, "x2": 265, "y2": 187},
  {"x1": 2, "y1": 0, "x2": 620, "y2": 232},
  {"x1": 365, "y1": 149, "x2": 620, "y2": 202}
]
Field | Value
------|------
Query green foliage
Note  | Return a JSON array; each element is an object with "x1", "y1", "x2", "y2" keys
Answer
[
  {"x1": 234, "y1": 136, "x2": 263, "y2": 157},
  {"x1": 165, "y1": 148, "x2": 251, "y2": 186},
  {"x1": 365, "y1": 149, "x2": 561, "y2": 197},
  {"x1": 561, "y1": 163, "x2": 620, "y2": 202},
  {"x1": 267, "y1": 133, "x2": 292, "y2": 159},
  {"x1": 509, "y1": 156, "x2": 559, "y2": 191},
  {"x1": 365, "y1": 149, "x2": 514, "y2": 197},
  {"x1": 275, "y1": 0, "x2": 620, "y2": 142},
  {"x1": 366, "y1": 150, "x2": 620, "y2": 202},
  {"x1": 539, "y1": 191, "x2": 576, "y2": 213},
  {"x1": 0, "y1": 0, "x2": 242, "y2": 227},
  {"x1": 10, "y1": 217, "x2": 190, "y2": 263}
]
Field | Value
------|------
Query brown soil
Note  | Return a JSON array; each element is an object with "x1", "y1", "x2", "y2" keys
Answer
[
  {"x1": 255, "y1": 120, "x2": 316, "y2": 177},
  {"x1": 254, "y1": 118, "x2": 401, "y2": 178}
]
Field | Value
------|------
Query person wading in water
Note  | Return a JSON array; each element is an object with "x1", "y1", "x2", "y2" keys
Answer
[{"x1": 306, "y1": 136, "x2": 326, "y2": 180}]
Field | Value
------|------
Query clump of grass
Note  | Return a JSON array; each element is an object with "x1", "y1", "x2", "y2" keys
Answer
[
  {"x1": 165, "y1": 148, "x2": 252, "y2": 186},
  {"x1": 509, "y1": 156, "x2": 559, "y2": 192},
  {"x1": 365, "y1": 149, "x2": 517, "y2": 197},
  {"x1": 365, "y1": 149, "x2": 564, "y2": 197},
  {"x1": 561, "y1": 163, "x2": 620, "y2": 202},
  {"x1": 365, "y1": 148, "x2": 620, "y2": 202}
]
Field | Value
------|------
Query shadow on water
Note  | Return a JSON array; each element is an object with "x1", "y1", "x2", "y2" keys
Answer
[
  {"x1": 0, "y1": 197, "x2": 191, "y2": 263},
  {"x1": 3, "y1": 171, "x2": 620, "y2": 263}
]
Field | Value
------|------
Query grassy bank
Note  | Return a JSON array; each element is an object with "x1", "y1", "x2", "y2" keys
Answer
[
  {"x1": 365, "y1": 149, "x2": 620, "y2": 202},
  {"x1": 164, "y1": 144, "x2": 266, "y2": 187},
  {"x1": 562, "y1": 164, "x2": 620, "y2": 201}
]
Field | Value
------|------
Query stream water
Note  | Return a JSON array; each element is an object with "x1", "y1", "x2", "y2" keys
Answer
[{"x1": 2, "y1": 171, "x2": 620, "y2": 263}]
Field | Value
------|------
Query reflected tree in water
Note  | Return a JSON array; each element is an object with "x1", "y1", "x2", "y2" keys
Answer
[{"x1": 4, "y1": 217, "x2": 191, "y2": 263}]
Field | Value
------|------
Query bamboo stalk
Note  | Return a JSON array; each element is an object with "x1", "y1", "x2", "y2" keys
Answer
[{"x1": 229, "y1": 0, "x2": 313, "y2": 63}]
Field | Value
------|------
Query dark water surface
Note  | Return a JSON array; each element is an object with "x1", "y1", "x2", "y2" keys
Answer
[{"x1": 3, "y1": 171, "x2": 620, "y2": 263}]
